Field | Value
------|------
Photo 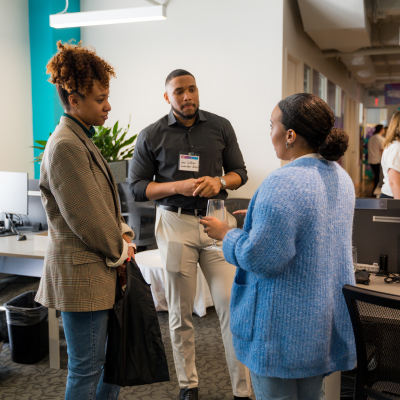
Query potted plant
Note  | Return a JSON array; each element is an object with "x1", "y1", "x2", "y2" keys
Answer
[
  {"x1": 32, "y1": 118, "x2": 136, "y2": 184},
  {"x1": 92, "y1": 117, "x2": 136, "y2": 183}
]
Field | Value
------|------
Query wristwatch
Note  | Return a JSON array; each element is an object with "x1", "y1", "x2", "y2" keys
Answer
[
  {"x1": 217, "y1": 176, "x2": 226, "y2": 189},
  {"x1": 128, "y1": 242, "x2": 137, "y2": 254}
]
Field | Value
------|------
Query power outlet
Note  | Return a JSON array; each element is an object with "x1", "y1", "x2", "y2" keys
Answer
[{"x1": 356, "y1": 263, "x2": 380, "y2": 273}]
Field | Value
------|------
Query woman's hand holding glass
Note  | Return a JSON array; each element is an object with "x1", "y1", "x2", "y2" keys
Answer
[
  {"x1": 200, "y1": 217, "x2": 231, "y2": 241},
  {"x1": 200, "y1": 207, "x2": 249, "y2": 243}
]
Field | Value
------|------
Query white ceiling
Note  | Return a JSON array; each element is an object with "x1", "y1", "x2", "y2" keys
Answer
[{"x1": 298, "y1": 0, "x2": 400, "y2": 88}]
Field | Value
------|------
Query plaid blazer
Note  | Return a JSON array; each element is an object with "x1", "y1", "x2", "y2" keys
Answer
[{"x1": 35, "y1": 116, "x2": 133, "y2": 312}]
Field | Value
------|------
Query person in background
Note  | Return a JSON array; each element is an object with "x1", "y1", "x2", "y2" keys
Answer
[
  {"x1": 377, "y1": 126, "x2": 389, "y2": 190},
  {"x1": 128, "y1": 69, "x2": 252, "y2": 400},
  {"x1": 200, "y1": 93, "x2": 356, "y2": 400},
  {"x1": 380, "y1": 111, "x2": 400, "y2": 199},
  {"x1": 368, "y1": 124, "x2": 386, "y2": 193},
  {"x1": 35, "y1": 41, "x2": 136, "y2": 400}
]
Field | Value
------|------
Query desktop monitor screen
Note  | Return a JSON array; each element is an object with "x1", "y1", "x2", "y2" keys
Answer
[
  {"x1": 353, "y1": 198, "x2": 400, "y2": 273},
  {"x1": 0, "y1": 171, "x2": 28, "y2": 215}
]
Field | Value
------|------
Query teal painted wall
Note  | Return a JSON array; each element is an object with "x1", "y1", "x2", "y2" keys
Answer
[{"x1": 29, "y1": 0, "x2": 80, "y2": 178}]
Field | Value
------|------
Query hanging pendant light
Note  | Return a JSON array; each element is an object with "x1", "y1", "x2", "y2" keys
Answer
[{"x1": 50, "y1": 0, "x2": 166, "y2": 29}]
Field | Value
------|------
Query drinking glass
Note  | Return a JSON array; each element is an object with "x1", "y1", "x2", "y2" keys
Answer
[{"x1": 204, "y1": 199, "x2": 225, "y2": 251}]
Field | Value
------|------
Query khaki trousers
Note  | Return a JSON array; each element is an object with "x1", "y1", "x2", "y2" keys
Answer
[{"x1": 155, "y1": 207, "x2": 251, "y2": 396}]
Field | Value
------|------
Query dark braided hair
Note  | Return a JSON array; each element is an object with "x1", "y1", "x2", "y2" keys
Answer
[{"x1": 278, "y1": 93, "x2": 348, "y2": 161}]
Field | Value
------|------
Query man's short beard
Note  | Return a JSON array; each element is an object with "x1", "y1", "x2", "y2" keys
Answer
[{"x1": 171, "y1": 103, "x2": 199, "y2": 121}]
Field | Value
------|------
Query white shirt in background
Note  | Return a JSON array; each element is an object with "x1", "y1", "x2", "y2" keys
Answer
[
  {"x1": 368, "y1": 134, "x2": 385, "y2": 164},
  {"x1": 381, "y1": 140, "x2": 400, "y2": 197}
]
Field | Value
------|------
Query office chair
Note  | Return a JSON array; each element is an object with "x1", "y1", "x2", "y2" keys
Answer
[
  {"x1": 117, "y1": 182, "x2": 157, "y2": 249},
  {"x1": 342, "y1": 284, "x2": 400, "y2": 400},
  {"x1": 225, "y1": 198, "x2": 250, "y2": 229}
]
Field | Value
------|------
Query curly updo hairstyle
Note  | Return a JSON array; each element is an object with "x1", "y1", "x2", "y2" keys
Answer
[
  {"x1": 46, "y1": 41, "x2": 116, "y2": 110},
  {"x1": 278, "y1": 93, "x2": 348, "y2": 161}
]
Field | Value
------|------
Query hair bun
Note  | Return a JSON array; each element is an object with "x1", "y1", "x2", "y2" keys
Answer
[{"x1": 319, "y1": 127, "x2": 349, "y2": 161}]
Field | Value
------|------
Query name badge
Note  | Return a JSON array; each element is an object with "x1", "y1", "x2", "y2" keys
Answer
[{"x1": 179, "y1": 153, "x2": 200, "y2": 172}]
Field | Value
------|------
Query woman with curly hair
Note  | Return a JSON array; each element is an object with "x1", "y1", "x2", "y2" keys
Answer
[
  {"x1": 201, "y1": 94, "x2": 356, "y2": 399},
  {"x1": 35, "y1": 41, "x2": 135, "y2": 400},
  {"x1": 380, "y1": 111, "x2": 400, "y2": 199}
]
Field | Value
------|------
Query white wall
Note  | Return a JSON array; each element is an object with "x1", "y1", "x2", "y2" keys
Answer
[
  {"x1": 81, "y1": 0, "x2": 284, "y2": 198},
  {"x1": 0, "y1": 0, "x2": 34, "y2": 177}
]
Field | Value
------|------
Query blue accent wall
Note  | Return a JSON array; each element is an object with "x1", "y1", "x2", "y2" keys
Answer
[{"x1": 29, "y1": 0, "x2": 80, "y2": 178}]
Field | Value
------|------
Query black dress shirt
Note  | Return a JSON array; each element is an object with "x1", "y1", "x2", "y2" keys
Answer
[{"x1": 128, "y1": 109, "x2": 248, "y2": 209}]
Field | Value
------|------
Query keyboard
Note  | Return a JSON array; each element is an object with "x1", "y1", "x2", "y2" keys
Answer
[{"x1": 0, "y1": 231, "x2": 16, "y2": 237}]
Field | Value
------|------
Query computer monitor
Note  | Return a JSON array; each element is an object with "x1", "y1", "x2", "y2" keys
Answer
[
  {"x1": 0, "y1": 171, "x2": 28, "y2": 216},
  {"x1": 353, "y1": 198, "x2": 400, "y2": 273},
  {"x1": 0, "y1": 171, "x2": 28, "y2": 239}
]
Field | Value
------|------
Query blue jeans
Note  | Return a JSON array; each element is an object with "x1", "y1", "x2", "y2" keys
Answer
[
  {"x1": 250, "y1": 371, "x2": 325, "y2": 400},
  {"x1": 62, "y1": 310, "x2": 121, "y2": 400}
]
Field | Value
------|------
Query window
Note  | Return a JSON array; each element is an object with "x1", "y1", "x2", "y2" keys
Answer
[
  {"x1": 304, "y1": 64, "x2": 311, "y2": 93},
  {"x1": 335, "y1": 86, "x2": 342, "y2": 118},
  {"x1": 318, "y1": 74, "x2": 327, "y2": 101},
  {"x1": 359, "y1": 103, "x2": 363, "y2": 124},
  {"x1": 366, "y1": 108, "x2": 387, "y2": 125}
]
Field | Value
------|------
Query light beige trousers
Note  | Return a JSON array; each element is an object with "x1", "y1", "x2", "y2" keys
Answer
[{"x1": 155, "y1": 207, "x2": 251, "y2": 396}]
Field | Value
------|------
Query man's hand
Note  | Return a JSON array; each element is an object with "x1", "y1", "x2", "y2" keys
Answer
[
  {"x1": 193, "y1": 176, "x2": 222, "y2": 198},
  {"x1": 199, "y1": 216, "x2": 230, "y2": 241},
  {"x1": 176, "y1": 179, "x2": 200, "y2": 197}
]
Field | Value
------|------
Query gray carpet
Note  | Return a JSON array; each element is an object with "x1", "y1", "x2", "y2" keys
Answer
[{"x1": 0, "y1": 276, "x2": 254, "y2": 400}]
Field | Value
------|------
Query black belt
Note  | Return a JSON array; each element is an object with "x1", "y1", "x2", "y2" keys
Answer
[{"x1": 158, "y1": 205, "x2": 207, "y2": 217}]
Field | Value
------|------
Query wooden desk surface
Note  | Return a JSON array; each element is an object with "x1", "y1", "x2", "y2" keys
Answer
[
  {"x1": 0, "y1": 231, "x2": 45, "y2": 260},
  {"x1": 357, "y1": 274, "x2": 400, "y2": 296}
]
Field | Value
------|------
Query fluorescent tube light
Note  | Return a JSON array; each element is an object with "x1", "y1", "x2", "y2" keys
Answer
[{"x1": 50, "y1": 5, "x2": 166, "y2": 28}]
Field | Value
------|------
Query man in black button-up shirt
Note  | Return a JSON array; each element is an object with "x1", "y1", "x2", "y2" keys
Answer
[
  {"x1": 129, "y1": 96, "x2": 248, "y2": 208},
  {"x1": 129, "y1": 70, "x2": 251, "y2": 400}
]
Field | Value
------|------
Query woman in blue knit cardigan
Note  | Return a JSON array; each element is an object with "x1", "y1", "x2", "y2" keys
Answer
[{"x1": 200, "y1": 93, "x2": 356, "y2": 399}]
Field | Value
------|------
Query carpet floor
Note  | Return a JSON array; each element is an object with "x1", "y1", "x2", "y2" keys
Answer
[{"x1": 0, "y1": 276, "x2": 254, "y2": 400}]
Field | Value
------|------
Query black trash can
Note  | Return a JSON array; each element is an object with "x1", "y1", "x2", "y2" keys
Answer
[{"x1": 4, "y1": 291, "x2": 49, "y2": 364}]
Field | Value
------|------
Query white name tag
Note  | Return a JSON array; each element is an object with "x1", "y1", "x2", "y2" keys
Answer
[{"x1": 179, "y1": 154, "x2": 200, "y2": 172}]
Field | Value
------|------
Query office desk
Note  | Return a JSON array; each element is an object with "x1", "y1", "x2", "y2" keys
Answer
[
  {"x1": 0, "y1": 232, "x2": 60, "y2": 369},
  {"x1": 325, "y1": 275, "x2": 400, "y2": 400}
]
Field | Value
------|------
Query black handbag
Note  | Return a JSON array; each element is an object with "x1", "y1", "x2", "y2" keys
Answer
[{"x1": 103, "y1": 259, "x2": 170, "y2": 387}]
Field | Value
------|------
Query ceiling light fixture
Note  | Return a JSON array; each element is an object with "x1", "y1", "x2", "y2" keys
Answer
[{"x1": 50, "y1": 4, "x2": 166, "y2": 29}]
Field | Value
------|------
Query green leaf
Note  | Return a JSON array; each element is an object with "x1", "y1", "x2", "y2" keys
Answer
[
  {"x1": 35, "y1": 140, "x2": 48, "y2": 146},
  {"x1": 31, "y1": 146, "x2": 46, "y2": 150},
  {"x1": 92, "y1": 116, "x2": 136, "y2": 162},
  {"x1": 112, "y1": 121, "x2": 119, "y2": 136}
]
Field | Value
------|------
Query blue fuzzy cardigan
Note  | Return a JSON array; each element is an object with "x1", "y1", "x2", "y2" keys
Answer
[{"x1": 223, "y1": 157, "x2": 357, "y2": 379}]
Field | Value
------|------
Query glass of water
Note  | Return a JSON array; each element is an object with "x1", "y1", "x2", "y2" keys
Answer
[{"x1": 204, "y1": 199, "x2": 225, "y2": 251}]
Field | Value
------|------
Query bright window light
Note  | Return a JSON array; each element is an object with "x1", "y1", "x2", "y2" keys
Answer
[
  {"x1": 335, "y1": 86, "x2": 342, "y2": 117},
  {"x1": 319, "y1": 74, "x2": 327, "y2": 101},
  {"x1": 304, "y1": 64, "x2": 311, "y2": 93}
]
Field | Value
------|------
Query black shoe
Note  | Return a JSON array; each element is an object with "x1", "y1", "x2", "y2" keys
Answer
[
  {"x1": 233, "y1": 397, "x2": 251, "y2": 400},
  {"x1": 179, "y1": 388, "x2": 199, "y2": 400}
]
